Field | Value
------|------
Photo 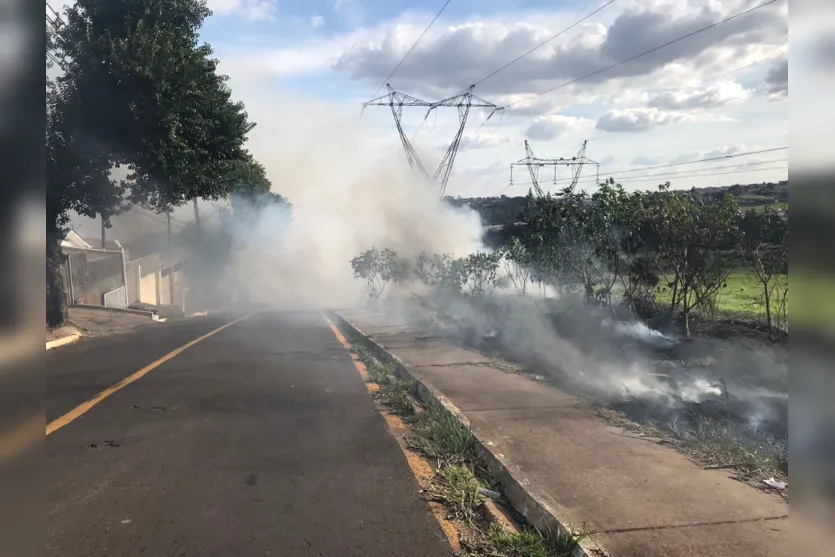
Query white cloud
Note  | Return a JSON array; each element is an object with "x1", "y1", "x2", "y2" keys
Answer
[
  {"x1": 207, "y1": 0, "x2": 276, "y2": 21},
  {"x1": 311, "y1": 14, "x2": 325, "y2": 28},
  {"x1": 647, "y1": 81, "x2": 752, "y2": 110},
  {"x1": 525, "y1": 115, "x2": 593, "y2": 141},
  {"x1": 210, "y1": 0, "x2": 789, "y2": 196},
  {"x1": 631, "y1": 155, "x2": 661, "y2": 165},
  {"x1": 333, "y1": 0, "x2": 350, "y2": 11},
  {"x1": 459, "y1": 132, "x2": 512, "y2": 150},
  {"x1": 671, "y1": 144, "x2": 749, "y2": 163},
  {"x1": 208, "y1": 0, "x2": 243, "y2": 15},
  {"x1": 596, "y1": 107, "x2": 687, "y2": 133},
  {"x1": 764, "y1": 56, "x2": 788, "y2": 98},
  {"x1": 333, "y1": 0, "x2": 787, "y2": 105}
]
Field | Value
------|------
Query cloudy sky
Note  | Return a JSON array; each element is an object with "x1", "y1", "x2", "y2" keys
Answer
[{"x1": 52, "y1": 0, "x2": 789, "y2": 202}]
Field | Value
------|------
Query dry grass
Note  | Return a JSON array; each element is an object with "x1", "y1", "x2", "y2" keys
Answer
[
  {"x1": 349, "y1": 331, "x2": 588, "y2": 557},
  {"x1": 425, "y1": 465, "x2": 485, "y2": 525},
  {"x1": 408, "y1": 404, "x2": 478, "y2": 463},
  {"x1": 464, "y1": 522, "x2": 584, "y2": 557}
]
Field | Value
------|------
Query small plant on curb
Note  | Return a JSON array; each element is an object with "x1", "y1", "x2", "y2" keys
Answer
[
  {"x1": 408, "y1": 404, "x2": 477, "y2": 463},
  {"x1": 380, "y1": 376, "x2": 417, "y2": 416},
  {"x1": 465, "y1": 522, "x2": 585, "y2": 557},
  {"x1": 426, "y1": 465, "x2": 485, "y2": 525},
  {"x1": 348, "y1": 331, "x2": 587, "y2": 557},
  {"x1": 350, "y1": 341, "x2": 416, "y2": 416}
]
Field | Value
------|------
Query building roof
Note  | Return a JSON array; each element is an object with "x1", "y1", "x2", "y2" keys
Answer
[{"x1": 61, "y1": 230, "x2": 93, "y2": 250}]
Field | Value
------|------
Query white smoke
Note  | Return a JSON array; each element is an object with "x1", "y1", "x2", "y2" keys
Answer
[{"x1": 222, "y1": 95, "x2": 486, "y2": 309}]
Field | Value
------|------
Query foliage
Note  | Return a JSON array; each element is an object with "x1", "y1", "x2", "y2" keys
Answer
[
  {"x1": 647, "y1": 183, "x2": 743, "y2": 337},
  {"x1": 414, "y1": 252, "x2": 468, "y2": 297},
  {"x1": 740, "y1": 206, "x2": 789, "y2": 332},
  {"x1": 52, "y1": 0, "x2": 253, "y2": 212},
  {"x1": 461, "y1": 252, "x2": 502, "y2": 297},
  {"x1": 350, "y1": 248, "x2": 409, "y2": 300},
  {"x1": 499, "y1": 238, "x2": 534, "y2": 295},
  {"x1": 46, "y1": 0, "x2": 258, "y2": 326},
  {"x1": 350, "y1": 179, "x2": 788, "y2": 338}
]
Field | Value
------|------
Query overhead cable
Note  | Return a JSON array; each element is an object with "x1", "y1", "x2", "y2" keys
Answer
[
  {"x1": 369, "y1": 0, "x2": 454, "y2": 99},
  {"x1": 501, "y1": 0, "x2": 783, "y2": 110}
]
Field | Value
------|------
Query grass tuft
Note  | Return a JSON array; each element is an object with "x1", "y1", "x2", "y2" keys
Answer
[
  {"x1": 380, "y1": 376, "x2": 417, "y2": 416},
  {"x1": 426, "y1": 465, "x2": 484, "y2": 524},
  {"x1": 467, "y1": 522, "x2": 583, "y2": 557},
  {"x1": 351, "y1": 341, "x2": 415, "y2": 415},
  {"x1": 408, "y1": 404, "x2": 477, "y2": 462},
  {"x1": 681, "y1": 418, "x2": 788, "y2": 480}
]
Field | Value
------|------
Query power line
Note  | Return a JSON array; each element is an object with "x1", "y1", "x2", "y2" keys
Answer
[
  {"x1": 599, "y1": 146, "x2": 787, "y2": 177},
  {"x1": 609, "y1": 164, "x2": 787, "y2": 185},
  {"x1": 502, "y1": 0, "x2": 783, "y2": 110},
  {"x1": 471, "y1": 0, "x2": 617, "y2": 88},
  {"x1": 497, "y1": 148, "x2": 787, "y2": 191},
  {"x1": 625, "y1": 56, "x2": 780, "y2": 110},
  {"x1": 503, "y1": 163, "x2": 787, "y2": 192},
  {"x1": 369, "y1": 0, "x2": 453, "y2": 99},
  {"x1": 45, "y1": 1, "x2": 63, "y2": 23},
  {"x1": 132, "y1": 208, "x2": 187, "y2": 228}
]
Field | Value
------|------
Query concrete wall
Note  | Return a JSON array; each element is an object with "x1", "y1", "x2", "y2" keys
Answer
[
  {"x1": 159, "y1": 272, "x2": 172, "y2": 306},
  {"x1": 103, "y1": 285, "x2": 128, "y2": 308},
  {"x1": 126, "y1": 265, "x2": 141, "y2": 305},
  {"x1": 139, "y1": 271, "x2": 158, "y2": 305}
]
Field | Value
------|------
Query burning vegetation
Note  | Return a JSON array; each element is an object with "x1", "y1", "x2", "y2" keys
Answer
[{"x1": 350, "y1": 181, "x2": 789, "y2": 483}]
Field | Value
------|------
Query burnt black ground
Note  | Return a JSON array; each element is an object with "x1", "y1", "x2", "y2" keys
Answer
[{"x1": 46, "y1": 310, "x2": 453, "y2": 557}]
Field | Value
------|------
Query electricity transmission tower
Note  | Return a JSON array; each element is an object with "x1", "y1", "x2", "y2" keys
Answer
[
  {"x1": 363, "y1": 84, "x2": 498, "y2": 198},
  {"x1": 509, "y1": 140, "x2": 599, "y2": 197}
]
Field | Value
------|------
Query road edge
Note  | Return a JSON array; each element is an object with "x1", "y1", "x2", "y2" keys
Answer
[
  {"x1": 46, "y1": 334, "x2": 81, "y2": 350},
  {"x1": 329, "y1": 311, "x2": 608, "y2": 557}
]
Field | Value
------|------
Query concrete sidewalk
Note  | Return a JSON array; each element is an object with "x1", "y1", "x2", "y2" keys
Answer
[{"x1": 337, "y1": 309, "x2": 788, "y2": 557}]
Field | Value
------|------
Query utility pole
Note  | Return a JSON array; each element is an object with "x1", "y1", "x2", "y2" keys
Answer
[
  {"x1": 193, "y1": 197, "x2": 201, "y2": 231},
  {"x1": 167, "y1": 211, "x2": 175, "y2": 306}
]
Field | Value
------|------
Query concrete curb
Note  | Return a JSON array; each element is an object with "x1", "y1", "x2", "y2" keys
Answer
[
  {"x1": 70, "y1": 304, "x2": 157, "y2": 318},
  {"x1": 331, "y1": 312, "x2": 608, "y2": 557},
  {"x1": 46, "y1": 334, "x2": 81, "y2": 350}
]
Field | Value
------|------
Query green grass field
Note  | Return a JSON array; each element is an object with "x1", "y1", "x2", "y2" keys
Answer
[
  {"x1": 654, "y1": 269, "x2": 788, "y2": 323},
  {"x1": 734, "y1": 193, "x2": 788, "y2": 214}
]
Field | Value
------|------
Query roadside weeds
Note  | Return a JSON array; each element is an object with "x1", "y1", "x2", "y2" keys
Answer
[{"x1": 349, "y1": 335, "x2": 587, "y2": 557}]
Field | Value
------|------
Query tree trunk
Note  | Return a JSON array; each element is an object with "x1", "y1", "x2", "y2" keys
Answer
[
  {"x1": 763, "y1": 279, "x2": 772, "y2": 334},
  {"x1": 46, "y1": 226, "x2": 68, "y2": 328},
  {"x1": 683, "y1": 304, "x2": 691, "y2": 339},
  {"x1": 669, "y1": 276, "x2": 679, "y2": 314}
]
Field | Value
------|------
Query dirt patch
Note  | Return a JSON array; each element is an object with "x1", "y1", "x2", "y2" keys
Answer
[{"x1": 63, "y1": 307, "x2": 159, "y2": 338}]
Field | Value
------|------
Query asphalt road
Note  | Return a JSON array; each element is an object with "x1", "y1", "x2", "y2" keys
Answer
[{"x1": 46, "y1": 310, "x2": 453, "y2": 557}]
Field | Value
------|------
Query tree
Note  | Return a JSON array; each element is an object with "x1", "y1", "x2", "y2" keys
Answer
[
  {"x1": 499, "y1": 237, "x2": 533, "y2": 295},
  {"x1": 350, "y1": 248, "x2": 409, "y2": 300},
  {"x1": 227, "y1": 155, "x2": 293, "y2": 225},
  {"x1": 414, "y1": 252, "x2": 467, "y2": 298},
  {"x1": 461, "y1": 252, "x2": 501, "y2": 298},
  {"x1": 741, "y1": 206, "x2": 788, "y2": 333},
  {"x1": 648, "y1": 183, "x2": 742, "y2": 338},
  {"x1": 46, "y1": 0, "x2": 254, "y2": 326}
]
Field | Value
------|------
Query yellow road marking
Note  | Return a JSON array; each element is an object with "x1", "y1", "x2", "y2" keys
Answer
[
  {"x1": 46, "y1": 312, "x2": 259, "y2": 436},
  {"x1": 322, "y1": 313, "x2": 463, "y2": 554}
]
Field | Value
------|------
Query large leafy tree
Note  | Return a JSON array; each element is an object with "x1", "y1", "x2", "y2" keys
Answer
[
  {"x1": 46, "y1": 0, "x2": 254, "y2": 326},
  {"x1": 740, "y1": 206, "x2": 788, "y2": 333},
  {"x1": 648, "y1": 183, "x2": 742, "y2": 338}
]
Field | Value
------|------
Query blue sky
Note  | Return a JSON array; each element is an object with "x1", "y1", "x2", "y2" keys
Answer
[
  {"x1": 52, "y1": 0, "x2": 790, "y2": 200},
  {"x1": 192, "y1": 0, "x2": 788, "y2": 198}
]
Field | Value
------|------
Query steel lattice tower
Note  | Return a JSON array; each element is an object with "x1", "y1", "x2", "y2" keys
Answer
[
  {"x1": 363, "y1": 84, "x2": 498, "y2": 198},
  {"x1": 509, "y1": 140, "x2": 599, "y2": 196}
]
